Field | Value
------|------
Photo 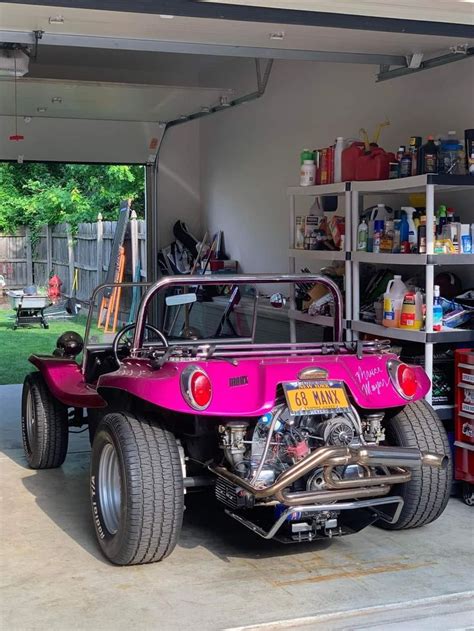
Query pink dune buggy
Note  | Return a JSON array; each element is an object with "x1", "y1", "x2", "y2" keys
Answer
[{"x1": 22, "y1": 274, "x2": 451, "y2": 565}]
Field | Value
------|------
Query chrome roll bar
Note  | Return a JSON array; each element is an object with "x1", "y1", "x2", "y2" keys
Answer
[{"x1": 131, "y1": 273, "x2": 343, "y2": 352}]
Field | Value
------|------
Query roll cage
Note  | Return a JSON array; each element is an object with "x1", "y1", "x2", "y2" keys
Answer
[{"x1": 82, "y1": 274, "x2": 344, "y2": 371}]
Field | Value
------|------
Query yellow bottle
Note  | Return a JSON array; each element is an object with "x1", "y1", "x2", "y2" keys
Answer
[{"x1": 399, "y1": 291, "x2": 423, "y2": 330}]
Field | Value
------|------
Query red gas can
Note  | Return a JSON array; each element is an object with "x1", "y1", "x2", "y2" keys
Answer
[
  {"x1": 355, "y1": 147, "x2": 396, "y2": 181},
  {"x1": 341, "y1": 142, "x2": 365, "y2": 181}
]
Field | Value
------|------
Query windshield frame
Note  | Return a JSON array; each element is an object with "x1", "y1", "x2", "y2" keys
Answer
[{"x1": 132, "y1": 273, "x2": 343, "y2": 353}]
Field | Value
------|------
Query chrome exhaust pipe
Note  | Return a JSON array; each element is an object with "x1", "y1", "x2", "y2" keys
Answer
[
  {"x1": 323, "y1": 466, "x2": 411, "y2": 490},
  {"x1": 274, "y1": 484, "x2": 391, "y2": 506},
  {"x1": 421, "y1": 451, "x2": 449, "y2": 469},
  {"x1": 355, "y1": 446, "x2": 447, "y2": 469}
]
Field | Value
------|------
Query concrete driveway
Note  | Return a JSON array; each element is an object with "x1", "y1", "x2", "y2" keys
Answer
[{"x1": 1, "y1": 383, "x2": 473, "y2": 630}]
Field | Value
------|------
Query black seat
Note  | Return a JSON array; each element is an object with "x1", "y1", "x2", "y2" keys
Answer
[{"x1": 84, "y1": 348, "x2": 118, "y2": 384}]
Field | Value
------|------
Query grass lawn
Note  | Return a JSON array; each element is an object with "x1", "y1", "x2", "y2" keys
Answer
[{"x1": 0, "y1": 306, "x2": 88, "y2": 385}]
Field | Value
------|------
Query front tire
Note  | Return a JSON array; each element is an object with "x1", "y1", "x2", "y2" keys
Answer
[
  {"x1": 90, "y1": 412, "x2": 184, "y2": 565},
  {"x1": 377, "y1": 400, "x2": 451, "y2": 530},
  {"x1": 21, "y1": 372, "x2": 68, "y2": 469}
]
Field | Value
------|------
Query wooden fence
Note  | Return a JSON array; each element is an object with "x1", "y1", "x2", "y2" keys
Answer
[{"x1": 0, "y1": 214, "x2": 146, "y2": 302}]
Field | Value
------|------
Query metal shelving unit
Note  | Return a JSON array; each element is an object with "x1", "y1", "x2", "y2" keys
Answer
[
  {"x1": 351, "y1": 321, "x2": 474, "y2": 344},
  {"x1": 351, "y1": 174, "x2": 474, "y2": 405},
  {"x1": 352, "y1": 252, "x2": 474, "y2": 265},
  {"x1": 288, "y1": 308, "x2": 336, "y2": 328},
  {"x1": 288, "y1": 175, "x2": 474, "y2": 407},
  {"x1": 288, "y1": 182, "x2": 351, "y2": 342},
  {"x1": 288, "y1": 248, "x2": 345, "y2": 261}
]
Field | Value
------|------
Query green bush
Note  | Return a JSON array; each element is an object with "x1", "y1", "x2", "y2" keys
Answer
[{"x1": 0, "y1": 162, "x2": 145, "y2": 233}]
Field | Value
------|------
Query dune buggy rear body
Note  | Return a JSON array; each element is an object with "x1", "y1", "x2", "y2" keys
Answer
[{"x1": 24, "y1": 273, "x2": 451, "y2": 565}]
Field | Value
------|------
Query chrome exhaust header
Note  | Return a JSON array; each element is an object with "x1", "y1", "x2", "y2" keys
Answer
[{"x1": 210, "y1": 443, "x2": 447, "y2": 506}]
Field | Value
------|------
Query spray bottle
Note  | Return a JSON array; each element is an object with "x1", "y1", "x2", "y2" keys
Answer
[
  {"x1": 401, "y1": 206, "x2": 417, "y2": 251},
  {"x1": 357, "y1": 218, "x2": 368, "y2": 251}
]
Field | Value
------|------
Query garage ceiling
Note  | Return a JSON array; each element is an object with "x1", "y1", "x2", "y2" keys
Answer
[
  {"x1": 0, "y1": 1, "x2": 472, "y2": 163},
  {"x1": 202, "y1": 1, "x2": 474, "y2": 25},
  {"x1": 1, "y1": 3, "x2": 473, "y2": 59}
]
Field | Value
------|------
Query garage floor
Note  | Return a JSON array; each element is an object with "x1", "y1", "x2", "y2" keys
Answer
[{"x1": 1, "y1": 383, "x2": 473, "y2": 630}]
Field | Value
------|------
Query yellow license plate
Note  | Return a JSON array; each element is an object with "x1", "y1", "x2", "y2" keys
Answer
[{"x1": 283, "y1": 381, "x2": 349, "y2": 416}]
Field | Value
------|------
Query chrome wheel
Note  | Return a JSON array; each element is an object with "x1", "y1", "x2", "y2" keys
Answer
[
  {"x1": 98, "y1": 442, "x2": 122, "y2": 535},
  {"x1": 25, "y1": 389, "x2": 36, "y2": 449},
  {"x1": 463, "y1": 484, "x2": 474, "y2": 507}
]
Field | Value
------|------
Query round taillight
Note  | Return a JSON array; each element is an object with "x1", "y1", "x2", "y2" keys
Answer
[
  {"x1": 181, "y1": 367, "x2": 212, "y2": 410},
  {"x1": 397, "y1": 364, "x2": 418, "y2": 398}
]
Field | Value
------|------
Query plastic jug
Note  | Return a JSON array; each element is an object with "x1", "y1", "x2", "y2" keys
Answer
[
  {"x1": 399, "y1": 290, "x2": 424, "y2": 330},
  {"x1": 383, "y1": 275, "x2": 407, "y2": 328}
]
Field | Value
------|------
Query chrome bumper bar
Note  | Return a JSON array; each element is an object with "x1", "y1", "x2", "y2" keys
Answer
[{"x1": 225, "y1": 496, "x2": 404, "y2": 540}]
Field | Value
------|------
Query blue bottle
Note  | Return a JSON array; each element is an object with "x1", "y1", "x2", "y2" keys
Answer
[
  {"x1": 399, "y1": 211, "x2": 409, "y2": 244},
  {"x1": 433, "y1": 285, "x2": 443, "y2": 331}
]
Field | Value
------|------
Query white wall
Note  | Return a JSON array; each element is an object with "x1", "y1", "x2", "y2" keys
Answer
[
  {"x1": 199, "y1": 57, "x2": 474, "y2": 273},
  {"x1": 157, "y1": 120, "x2": 202, "y2": 247}
]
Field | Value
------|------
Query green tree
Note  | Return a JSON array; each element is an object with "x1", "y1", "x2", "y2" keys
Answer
[{"x1": 0, "y1": 162, "x2": 145, "y2": 233}]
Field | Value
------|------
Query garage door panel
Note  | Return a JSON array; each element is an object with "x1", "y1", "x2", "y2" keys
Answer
[{"x1": 0, "y1": 116, "x2": 163, "y2": 163}]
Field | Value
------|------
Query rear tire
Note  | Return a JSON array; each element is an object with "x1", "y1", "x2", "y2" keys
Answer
[
  {"x1": 21, "y1": 372, "x2": 68, "y2": 469},
  {"x1": 377, "y1": 399, "x2": 451, "y2": 530},
  {"x1": 90, "y1": 412, "x2": 184, "y2": 565}
]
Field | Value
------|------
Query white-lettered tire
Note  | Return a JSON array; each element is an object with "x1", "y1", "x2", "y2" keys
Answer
[
  {"x1": 90, "y1": 412, "x2": 184, "y2": 565},
  {"x1": 21, "y1": 372, "x2": 68, "y2": 469},
  {"x1": 377, "y1": 399, "x2": 452, "y2": 530}
]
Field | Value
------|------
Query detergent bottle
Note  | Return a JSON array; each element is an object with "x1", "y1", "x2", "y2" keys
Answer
[
  {"x1": 399, "y1": 290, "x2": 424, "y2": 330},
  {"x1": 382, "y1": 275, "x2": 408, "y2": 328}
]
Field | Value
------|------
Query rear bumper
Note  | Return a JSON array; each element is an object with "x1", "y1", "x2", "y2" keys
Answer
[{"x1": 226, "y1": 496, "x2": 404, "y2": 540}]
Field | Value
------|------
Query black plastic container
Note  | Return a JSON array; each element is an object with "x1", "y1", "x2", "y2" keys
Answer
[{"x1": 400, "y1": 347, "x2": 455, "y2": 405}]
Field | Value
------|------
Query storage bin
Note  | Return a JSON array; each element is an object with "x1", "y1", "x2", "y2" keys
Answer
[{"x1": 400, "y1": 349, "x2": 454, "y2": 405}]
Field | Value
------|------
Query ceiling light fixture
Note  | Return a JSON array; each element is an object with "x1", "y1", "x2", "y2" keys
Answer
[
  {"x1": 269, "y1": 31, "x2": 285, "y2": 40},
  {"x1": 49, "y1": 15, "x2": 65, "y2": 24},
  {"x1": 51, "y1": 96, "x2": 62, "y2": 104},
  {"x1": 159, "y1": 14, "x2": 175, "y2": 18}
]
